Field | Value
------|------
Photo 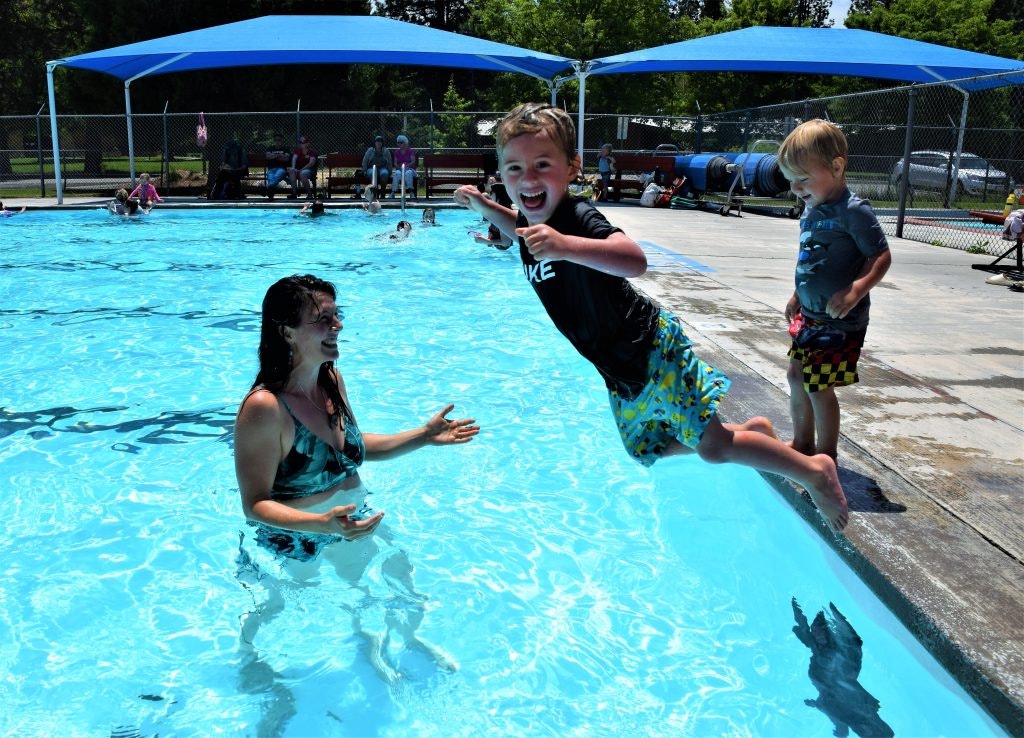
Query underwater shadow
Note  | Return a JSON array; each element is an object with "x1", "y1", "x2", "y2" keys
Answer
[{"x1": 792, "y1": 598, "x2": 895, "y2": 738}]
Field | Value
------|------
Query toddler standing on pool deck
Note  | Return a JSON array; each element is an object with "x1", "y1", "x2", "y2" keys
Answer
[
  {"x1": 454, "y1": 102, "x2": 848, "y2": 531},
  {"x1": 777, "y1": 120, "x2": 891, "y2": 463}
]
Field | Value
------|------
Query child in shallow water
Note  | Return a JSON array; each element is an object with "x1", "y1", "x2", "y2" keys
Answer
[
  {"x1": 0, "y1": 201, "x2": 26, "y2": 217},
  {"x1": 361, "y1": 186, "x2": 383, "y2": 215},
  {"x1": 390, "y1": 221, "x2": 412, "y2": 240},
  {"x1": 129, "y1": 172, "x2": 163, "y2": 207},
  {"x1": 298, "y1": 198, "x2": 328, "y2": 217}
]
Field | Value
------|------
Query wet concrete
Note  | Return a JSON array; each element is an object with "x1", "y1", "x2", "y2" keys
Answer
[
  {"x1": 7, "y1": 195, "x2": 1024, "y2": 733},
  {"x1": 602, "y1": 202, "x2": 1024, "y2": 735}
]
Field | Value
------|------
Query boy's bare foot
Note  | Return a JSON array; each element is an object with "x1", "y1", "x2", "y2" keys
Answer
[
  {"x1": 740, "y1": 416, "x2": 778, "y2": 439},
  {"x1": 787, "y1": 438, "x2": 816, "y2": 456},
  {"x1": 805, "y1": 454, "x2": 849, "y2": 531},
  {"x1": 723, "y1": 416, "x2": 778, "y2": 439}
]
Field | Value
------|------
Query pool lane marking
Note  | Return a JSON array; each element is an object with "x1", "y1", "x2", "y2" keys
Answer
[
  {"x1": 637, "y1": 240, "x2": 715, "y2": 272},
  {"x1": 635, "y1": 241, "x2": 736, "y2": 331}
]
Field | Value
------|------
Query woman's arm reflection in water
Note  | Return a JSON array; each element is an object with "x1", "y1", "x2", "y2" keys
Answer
[{"x1": 233, "y1": 274, "x2": 479, "y2": 713}]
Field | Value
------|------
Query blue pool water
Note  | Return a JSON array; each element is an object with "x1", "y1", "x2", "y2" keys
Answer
[{"x1": 0, "y1": 208, "x2": 1004, "y2": 737}]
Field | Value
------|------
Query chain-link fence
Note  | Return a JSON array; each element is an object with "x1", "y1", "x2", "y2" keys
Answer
[
  {"x1": 584, "y1": 71, "x2": 1022, "y2": 255},
  {"x1": 0, "y1": 105, "x2": 504, "y2": 200},
  {"x1": 1, "y1": 72, "x2": 1020, "y2": 254}
]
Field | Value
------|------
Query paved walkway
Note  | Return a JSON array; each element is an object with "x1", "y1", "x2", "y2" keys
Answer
[{"x1": 6, "y1": 195, "x2": 1024, "y2": 733}]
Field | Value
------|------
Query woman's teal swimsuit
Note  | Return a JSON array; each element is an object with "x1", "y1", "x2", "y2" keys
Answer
[{"x1": 252, "y1": 394, "x2": 368, "y2": 561}]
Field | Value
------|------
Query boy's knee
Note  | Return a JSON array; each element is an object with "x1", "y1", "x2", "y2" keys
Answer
[
  {"x1": 695, "y1": 424, "x2": 729, "y2": 464},
  {"x1": 696, "y1": 440, "x2": 728, "y2": 465}
]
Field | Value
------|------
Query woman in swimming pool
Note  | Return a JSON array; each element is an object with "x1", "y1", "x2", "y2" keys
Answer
[
  {"x1": 235, "y1": 273, "x2": 479, "y2": 555},
  {"x1": 234, "y1": 274, "x2": 479, "y2": 682}
]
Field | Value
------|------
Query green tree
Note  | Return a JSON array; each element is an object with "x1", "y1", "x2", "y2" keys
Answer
[
  {"x1": 0, "y1": 0, "x2": 85, "y2": 114},
  {"x1": 468, "y1": 0, "x2": 688, "y2": 114},
  {"x1": 427, "y1": 77, "x2": 474, "y2": 149},
  {"x1": 845, "y1": 0, "x2": 1023, "y2": 59},
  {"x1": 668, "y1": 0, "x2": 836, "y2": 115}
]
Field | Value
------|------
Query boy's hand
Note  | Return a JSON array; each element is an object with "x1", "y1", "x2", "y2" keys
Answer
[
  {"x1": 453, "y1": 185, "x2": 486, "y2": 212},
  {"x1": 826, "y1": 285, "x2": 861, "y2": 320},
  {"x1": 785, "y1": 295, "x2": 801, "y2": 322},
  {"x1": 516, "y1": 224, "x2": 569, "y2": 261}
]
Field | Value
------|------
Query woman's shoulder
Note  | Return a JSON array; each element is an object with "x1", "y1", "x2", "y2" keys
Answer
[{"x1": 238, "y1": 386, "x2": 286, "y2": 420}]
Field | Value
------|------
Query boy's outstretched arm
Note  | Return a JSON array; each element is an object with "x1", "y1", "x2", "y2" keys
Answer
[
  {"x1": 826, "y1": 249, "x2": 892, "y2": 320},
  {"x1": 454, "y1": 184, "x2": 646, "y2": 278},
  {"x1": 516, "y1": 225, "x2": 647, "y2": 278},
  {"x1": 453, "y1": 185, "x2": 518, "y2": 241}
]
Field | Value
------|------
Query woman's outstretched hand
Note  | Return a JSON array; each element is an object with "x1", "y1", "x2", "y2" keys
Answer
[
  {"x1": 324, "y1": 504, "x2": 384, "y2": 541},
  {"x1": 425, "y1": 404, "x2": 480, "y2": 445}
]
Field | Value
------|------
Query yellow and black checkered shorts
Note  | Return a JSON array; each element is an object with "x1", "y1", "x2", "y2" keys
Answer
[{"x1": 788, "y1": 325, "x2": 867, "y2": 393}]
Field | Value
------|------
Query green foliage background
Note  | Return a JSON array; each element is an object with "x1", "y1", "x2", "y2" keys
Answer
[{"x1": 0, "y1": 0, "x2": 1020, "y2": 116}]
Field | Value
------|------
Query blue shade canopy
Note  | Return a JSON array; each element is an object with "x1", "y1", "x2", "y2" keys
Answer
[
  {"x1": 48, "y1": 15, "x2": 575, "y2": 81},
  {"x1": 589, "y1": 27, "x2": 1024, "y2": 90}
]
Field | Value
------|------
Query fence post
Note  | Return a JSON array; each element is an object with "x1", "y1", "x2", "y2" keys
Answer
[
  {"x1": 295, "y1": 99, "x2": 302, "y2": 142},
  {"x1": 35, "y1": 103, "x2": 46, "y2": 197},
  {"x1": 896, "y1": 86, "x2": 918, "y2": 238},
  {"x1": 162, "y1": 100, "x2": 170, "y2": 196},
  {"x1": 695, "y1": 102, "x2": 703, "y2": 154}
]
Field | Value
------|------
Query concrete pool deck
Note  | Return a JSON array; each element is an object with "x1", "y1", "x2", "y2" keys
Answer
[{"x1": 6, "y1": 195, "x2": 1024, "y2": 733}]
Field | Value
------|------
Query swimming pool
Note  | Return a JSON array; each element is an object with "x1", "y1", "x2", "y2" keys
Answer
[{"x1": 0, "y1": 208, "x2": 1004, "y2": 736}]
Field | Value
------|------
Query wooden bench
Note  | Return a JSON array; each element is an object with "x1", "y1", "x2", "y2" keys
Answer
[
  {"x1": 323, "y1": 153, "x2": 364, "y2": 198},
  {"x1": 608, "y1": 154, "x2": 677, "y2": 200},
  {"x1": 242, "y1": 152, "x2": 268, "y2": 195},
  {"x1": 423, "y1": 153, "x2": 489, "y2": 199}
]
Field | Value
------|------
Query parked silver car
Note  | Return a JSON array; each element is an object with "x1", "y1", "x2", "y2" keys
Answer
[{"x1": 889, "y1": 150, "x2": 1011, "y2": 196}]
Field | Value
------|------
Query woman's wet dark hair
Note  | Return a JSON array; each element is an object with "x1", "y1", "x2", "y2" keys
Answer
[{"x1": 253, "y1": 274, "x2": 345, "y2": 427}]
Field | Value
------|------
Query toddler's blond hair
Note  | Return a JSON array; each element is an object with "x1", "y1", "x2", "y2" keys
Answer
[{"x1": 778, "y1": 119, "x2": 848, "y2": 174}]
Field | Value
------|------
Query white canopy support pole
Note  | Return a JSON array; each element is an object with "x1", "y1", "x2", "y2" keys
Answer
[
  {"x1": 125, "y1": 82, "x2": 136, "y2": 184},
  {"x1": 572, "y1": 61, "x2": 591, "y2": 166},
  {"x1": 544, "y1": 80, "x2": 557, "y2": 106},
  {"x1": 473, "y1": 55, "x2": 563, "y2": 81},
  {"x1": 46, "y1": 61, "x2": 63, "y2": 204},
  {"x1": 947, "y1": 87, "x2": 970, "y2": 207},
  {"x1": 123, "y1": 53, "x2": 192, "y2": 187}
]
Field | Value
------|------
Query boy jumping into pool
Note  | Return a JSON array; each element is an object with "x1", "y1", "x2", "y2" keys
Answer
[
  {"x1": 777, "y1": 120, "x2": 891, "y2": 462},
  {"x1": 453, "y1": 102, "x2": 848, "y2": 531}
]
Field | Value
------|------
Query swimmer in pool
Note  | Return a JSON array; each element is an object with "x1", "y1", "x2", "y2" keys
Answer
[
  {"x1": 362, "y1": 186, "x2": 383, "y2": 215},
  {"x1": 0, "y1": 201, "x2": 26, "y2": 217},
  {"x1": 234, "y1": 273, "x2": 479, "y2": 556},
  {"x1": 381, "y1": 220, "x2": 412, "y2": 241},
  {"x1": 233, "y1": 274, "x2": 479, "y2": 681}
]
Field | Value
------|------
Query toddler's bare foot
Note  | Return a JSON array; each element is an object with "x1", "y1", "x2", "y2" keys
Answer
[{"x1": 806, "y1": 454, "x2": 849, "y2": 531}]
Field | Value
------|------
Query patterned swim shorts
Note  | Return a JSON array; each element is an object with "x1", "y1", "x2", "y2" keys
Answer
[
  {"x1": 609, "y1": 311, "x2": 731, "y2": 466},
  {"x1": 788, "y1": 319, "x2": 867, "y2": 393}
]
